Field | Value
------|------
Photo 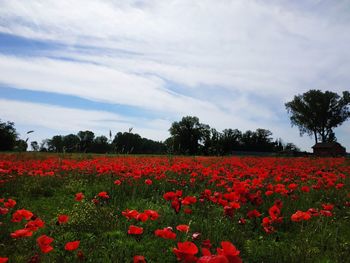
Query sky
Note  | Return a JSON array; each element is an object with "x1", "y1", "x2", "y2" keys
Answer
[{"x1": 0, "y1": 0, "x2": 349, "y2": 151}]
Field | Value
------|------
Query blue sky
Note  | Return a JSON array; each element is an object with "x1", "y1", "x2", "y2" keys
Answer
[{"x1": 0, "y1": 0, "x2": 349, "y2": 151}]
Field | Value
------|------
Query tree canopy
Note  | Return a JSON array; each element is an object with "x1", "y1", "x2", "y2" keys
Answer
[
  {"x1": 0, "y1": 120, "x2": 17, "y2": 151},
  {"x1": 285, "y1": 90, "x2": 350, "y2": 143}
]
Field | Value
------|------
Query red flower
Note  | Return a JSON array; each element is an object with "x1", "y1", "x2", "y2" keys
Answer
[
  {"x1": 247, "y1": 209, "x2": 261, "y2": 219},
  {"x1": 98, "y1": 191, "x2": 110, "y2": 199},
  {"x1": 10, "y1": 228, "x2": 33, "y2": 238},
  {"x1": 322, "y1": 203, "x2": 334, "y2": 211},
  {"x1": 58, "y1": 214, "x2": 69, "y2": 224},
  {"x1": 37, "y1": 235, "x2": 54, "y2": 253},
  {"x1": 171, "y1": 199, "x2": 181, "y2": 214},
  {"x1": 65, "y1": 241, "x2": 80, "y2": 251},
  {"x1": 11, "y1": 209, "x2": 33, "y2": 222},
  {"x1": 134, "y1": 255, "x2": 146, "y2": 263},
  {"x1": 128, "y1": 225, "x2": 143, "y2": 235},
  {"x1": 0, "y1": 207, "x2": 8, "y2": 215},
  {"x1": 144, "y1": 209, "x2": 159, "y2": 220},
  {"x1": 145, "y1": 179, "x2": 153, "y2": 185},
  {"x1": 173, "y1": 241, "x2": 198, "y2": 262},
  {"x1": 0, "y1": 258, "x2": 8, "y2": 263},
  {"x1": 4, "y1": 199, "x2": 16, "y2": 208},
  {"x1": 268, "y1": 205, "x2": 281, "y2": 220},
  {"x1": 182, "y1": 196, "x2": 197, "y2": 205},
  {"x1": 155, "y1": 227, "x2": 176, "y2": 240},
  {"x1": 301, "y1": 186, "x2": 310, "y2": 192},
  {"x1": 320, "y1": 210, "x2": 333, "y2": 217},
  {"x1": 75, "y1": 192, "x2": 84, "y2": 201},
  {"x1": 122, "y1": 209, "x2": 139, "y2": 220},
  {"x1": 114, "y1": 179, "x2": 122, "y2": 185},
  {"x1": 291, "y1": 211, "x2": 311, "y2": 222},
  {"x1": 201, "y1": 239, "x2": 212, "y2": 249},
  {"x1": 176, "y1": 224, "x2": 190, "y2": 233},
  {"x1": 217, "y1": 241, "x2": 242, "y2": 263},
  {"x1": 25, "y1": 218, "x2": 45, "y2": 231},
  {"x1": 184, "y1": 208, "x2": 192, "y2": 214},
  {"x1": 136, "y1": 213, "x2": 149, "y2": 222}
]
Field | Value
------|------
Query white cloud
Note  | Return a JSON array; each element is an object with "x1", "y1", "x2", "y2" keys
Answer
[
  {"x1": 0, "y1": 0, "x2": 349, "y2": 151},
  {"x1": 0, "y1": 98, "x2": 170, "y2": 141}
]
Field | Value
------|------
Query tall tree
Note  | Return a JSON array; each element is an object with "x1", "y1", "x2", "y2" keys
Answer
[
  {"x1": 169, "y1": 116, "x2": 210, "y2": 155},
  {"x1": 0, "y1": 119, "x2": 18, "y2": 151},
  {"x1": 48, "y1": 135, "x2": 64, "y2": 152},
  {"x1": 31, "y1": 141, "x2": 39, "y2": 151},
  {"x1": 62, "y1": 134, "x2": 80, "y2": 152},
  {"x1": 285, "y1": 90, "x2": 350, "y2": 143},
  {"x1": 77, "y1": 130, "x2": 95, "y2": 152}
]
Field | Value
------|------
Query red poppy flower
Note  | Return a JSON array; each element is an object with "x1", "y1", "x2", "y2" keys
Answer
[
  {"x1": 145, "y1": 179, "x2": 153, "y2": 185},
  {"x1": 217, "y1": 241, "x2": 242, "y2": 263},
  {"x1": 128, "y1": 225, "x2": 143, "y2": 235},
  {"x1": 4, "y1": 199, "x2": 16, "y2": 208},
  {"x1": 98, "y1": 191, "x2": 110, "y2": 199},
  {"x1": 268, "y1": 205, "x2": 281, "y2": 220},
  {"x1": 10, "y1": 229, "x2": 33, "y2": 238},
  {"x1": 0, "y1": 257, "x2": 8, "y2": 263},
  {"x1": 171, "y1": 199, "x2": 181, "y2": 214},
  {"x1": 322, "y1": 203, "x2": 334, "y2": 211},
  {"x1": 11, "y1": 209, "x2": 34, "y2": 222},
  {"x1": 144, "y1": 209, "x2": 159, "y2": 220},
  {"x1": 301, "y1": 186, "x2": 310, "y2": 192},
  {"x1": 136, "y1": 213, "x2": 149, "y2": 222},
  {"x1": 182, "y1": 196, "x2": 197, "y2": 205},
  {"x1": 122, "y1": 209, "x2": 139, "y2": 220},
  {"x1": 320, "y1": 210, "x2": 333, "y2": 217},
  {"x1": 176, "y1": 224, "x2": 190, "y2": 233},
  {"x1": 291, "y1": 211, "x2": 311, "y2": 222},
  {"x1": 65, "y1": 241, "x2": 80, "y2": 251},
  {"x1": 37, "y1": 235, "x2": 54, "y2": 253},
  {"x1": 114, "y1": 179, "x2": 122, "y2": 185},
  {"x1": 25, "y1": 218, "x2": 45, "y2": 231},
  {"x1": 155, "y1": 227, "x2": 176, "y2": 239},
  {"x1": 75, "y1": 193, "x2": 84, "y2": 202},
  {"x1": 0, "y1": 207, "x2": 8, "y2": 215},
  {"x1": 184, "y1": 208, "x2": 192, "y2": 214},
  {"x1": 247, "y1": 209, "x2": 261, "y2": 219},
  {"x1": 173, "y1": 241, "x2": 198, "y2": 262},
  {"x1": 58, "y1": 214, "x2": 69, "y2": 224},
  {"x1": 134, "y1": 255, "x2": 146, "y2": 263}
]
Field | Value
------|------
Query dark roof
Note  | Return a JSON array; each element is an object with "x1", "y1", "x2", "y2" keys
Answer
[{"x1": 312, "y1": 142, "x2": 345, "y2": 149}]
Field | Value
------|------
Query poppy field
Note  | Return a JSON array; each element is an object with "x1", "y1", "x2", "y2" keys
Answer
[{"x1": 0, "y1": 154, "x2": 349, "y2": 262}]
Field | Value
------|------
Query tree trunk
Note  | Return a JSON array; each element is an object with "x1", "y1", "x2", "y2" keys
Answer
[{"x1": 314, "y1": 130, "x2": 318, "y2": 144}]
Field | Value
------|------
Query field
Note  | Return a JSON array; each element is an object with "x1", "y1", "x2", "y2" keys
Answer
[{"x1": 0, "y1": 154, "x2": 349, "y2": 263}]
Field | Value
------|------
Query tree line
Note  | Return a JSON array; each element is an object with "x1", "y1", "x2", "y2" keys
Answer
[
  {"x1": 1, "y1": 89, "x2": 349, "y2": 155},
  {"x1": 0, "y1": 117, "x2": 298, "y2": 155}
]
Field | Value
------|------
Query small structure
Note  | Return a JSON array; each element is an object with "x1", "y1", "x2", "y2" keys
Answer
[{"x1": 312, "y1": 142, "x2": 346, "y2": 156}]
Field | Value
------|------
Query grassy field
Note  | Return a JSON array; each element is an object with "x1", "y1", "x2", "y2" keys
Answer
[{"x1": 0, "y1": 153, "x2": 349, "y2": 262}]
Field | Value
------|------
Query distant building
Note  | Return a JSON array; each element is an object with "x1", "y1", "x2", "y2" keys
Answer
[{"x1": 312, "y1": 142, "x2": 346, "y2": 156}]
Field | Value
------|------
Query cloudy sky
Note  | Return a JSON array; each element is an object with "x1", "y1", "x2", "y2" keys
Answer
[{"x1": 0, "y1": 0, "x2": 349, "y2": 151}]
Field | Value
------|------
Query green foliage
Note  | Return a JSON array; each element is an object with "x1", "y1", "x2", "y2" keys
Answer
[
  {"x1": 285, "y1": 90, "x2": 350, "y2": 143},
  {"x1": 0, "y1": 119, "x2": 18, "y2": 151}
]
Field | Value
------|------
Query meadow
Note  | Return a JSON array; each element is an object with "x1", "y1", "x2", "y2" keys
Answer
[{"x1": 0, "y1": 153, "x2": 349, "y2": 262}]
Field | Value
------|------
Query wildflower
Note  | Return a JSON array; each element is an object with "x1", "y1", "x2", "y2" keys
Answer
[
  {"x1": 173, "y1": 241, "x2": 198, "y2": 262},
  {"x1": 176, "y1": 224, "x2": 190, "y2": 233},
  {"x1": 134, "y1": 255, "x2": 146, "y2": 263},
  {"x1": 58, "y1": 214, "x2": 69, "y2": 224},
  {"x1": 155, "y1": 227, "x2": 176, "y2": 240},
  {"x1": 37, "y1": 235, "x2": 54, "y2": 253},
  {"x1": 65, "y1": 241, "x2": 80, "y2": 251},
  {"x1": 128, "y1": 225, "x2": 143, "y2": 235},
  {"x1": 75, "y1": 193, "x2": 84, "y2": 202}
]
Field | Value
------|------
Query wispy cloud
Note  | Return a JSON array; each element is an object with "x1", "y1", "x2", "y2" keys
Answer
[{"x1": 0, "y1": 0, "x2": 349, "y2": 150}]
